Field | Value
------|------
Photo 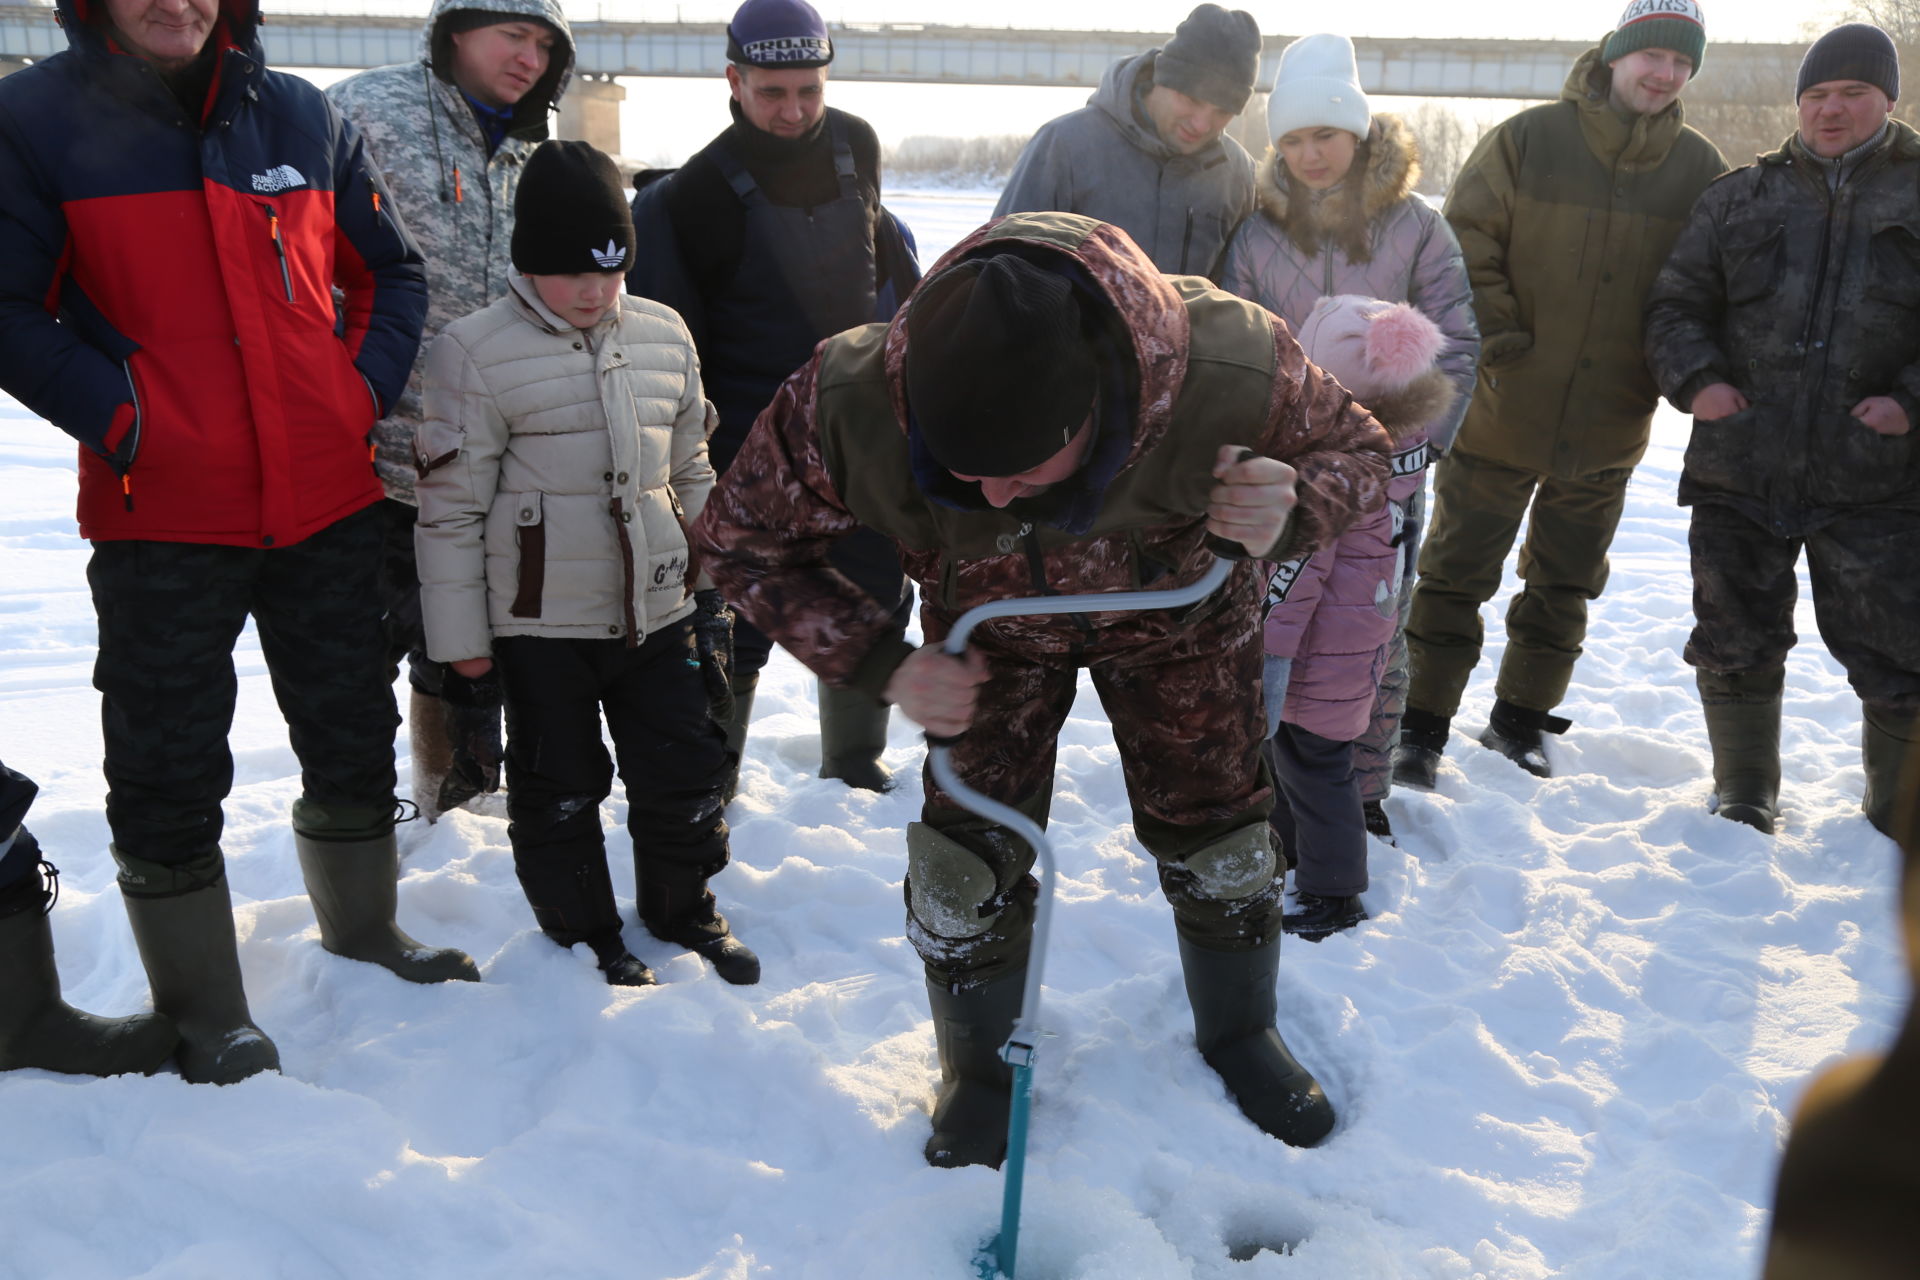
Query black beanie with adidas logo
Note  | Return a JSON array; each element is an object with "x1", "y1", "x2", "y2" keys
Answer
[{"x1": 512, "y1": 140, "x2": 636, "y2": 275}]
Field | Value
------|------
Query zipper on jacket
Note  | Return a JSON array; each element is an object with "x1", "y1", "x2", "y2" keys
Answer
[
  {"x1": 1021, "y1": 525, "x2": 1094, "y2": 633},
  {"x1": 1180, "y1": 210, "x2": 1195, "y2": 275},
  {"x1": 261, "y1": 203, "x2": 294, "y2": 302},
  {"x1": 117, "y1": 359, "x2": 146, "y2": 511},
  {"x1": 609, "y1": 496, "x2": 641, "y2": 648},
  {"x1": 1798, "y1": 185, "x2": 1840, "y2": 353}
]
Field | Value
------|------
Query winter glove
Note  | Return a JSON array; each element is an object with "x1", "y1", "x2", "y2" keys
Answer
[
  {"x1": 438, "y1": 668, "x2": 504, "y2": 811},
  {"x1": 690, "y1": 590, "x2": 735, "y2": 726}
]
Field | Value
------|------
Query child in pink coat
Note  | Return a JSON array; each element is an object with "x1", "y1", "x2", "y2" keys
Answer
[{"x1": 1265, "y1": 295, "x2": 1458, "y2": 938}]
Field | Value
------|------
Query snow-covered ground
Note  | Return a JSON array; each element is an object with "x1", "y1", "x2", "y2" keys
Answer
[{"x1": 0, "y1": 191, "x2": 1906, "y2": 1280}]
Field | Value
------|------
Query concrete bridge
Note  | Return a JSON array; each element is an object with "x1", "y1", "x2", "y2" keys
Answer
[{"x1": 0, "y1": 6, "x2": 1803, "y2": 155}]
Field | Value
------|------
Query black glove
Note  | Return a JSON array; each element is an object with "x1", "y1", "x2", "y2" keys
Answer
[
  {"x1": 439, "y1": 667, "x2": 503, "y2": 810},
  {"x1": 690, "y1": 589, "x2": 735, "y2": 725}
]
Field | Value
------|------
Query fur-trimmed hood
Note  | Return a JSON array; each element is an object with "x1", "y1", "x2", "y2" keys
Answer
[
  {"x1": 1254, "y1": 112, "x2": 1421, "y2": 257},
  {"x1": 1359, "y1": 367, "x2": 1456, "y2": 447}
]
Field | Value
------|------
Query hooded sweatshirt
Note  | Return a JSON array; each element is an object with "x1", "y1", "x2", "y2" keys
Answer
[
  {"x1": 995, "y1": 50, "x2": 1255, "y2": 280},
  {"x1": 327, "y1": 0, "x2": 574, "y2": 503}
]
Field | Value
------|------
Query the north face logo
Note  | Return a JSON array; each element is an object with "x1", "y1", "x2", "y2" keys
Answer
[
  {"x1": 589, "y1": 241, "x2": 626, "y2": 269},
  {"x1": 251, "y1": 165, "x2": 308, "y2": 194}
]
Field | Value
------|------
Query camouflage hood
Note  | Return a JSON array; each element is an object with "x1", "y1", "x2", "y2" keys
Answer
[
  {"x1": 882, "y1": 211, "x2": 1195, "y2": 489},
  {"x1": 421, "y1": 0, "x2": 574, "y2": 138}
]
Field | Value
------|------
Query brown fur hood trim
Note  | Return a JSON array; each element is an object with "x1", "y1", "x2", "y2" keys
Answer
[
  {"x1": 1254, "y1": 113, "x2": 1421, "y2": 263},
  {"x1": 1355, "y1": 366, "x2": 1456, "y2": 446}
]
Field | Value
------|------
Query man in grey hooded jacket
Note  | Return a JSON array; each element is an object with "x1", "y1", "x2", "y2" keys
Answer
[
  {"x1": 994, "y1": 4, "x2": 1261, "y2": 280},
  {"x1": 328, "y1": 0, "x2": 574, "y2": 820}
]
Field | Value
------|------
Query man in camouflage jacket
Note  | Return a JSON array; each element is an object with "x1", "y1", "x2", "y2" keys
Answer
[
  {"x1": 692, "y1": 211, "x2": 1391, "y2": 1166},
  {"x1": 328, "y1": 0, "x2": 573, "y2": 819},
  {"x1": 1645, "y1": 23, "x2": 1920, "y2": 837}
]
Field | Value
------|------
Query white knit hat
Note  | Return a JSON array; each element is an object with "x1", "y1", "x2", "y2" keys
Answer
[{"x1": 1266, "y1": 33, "x2": 1372, "y2": 141}]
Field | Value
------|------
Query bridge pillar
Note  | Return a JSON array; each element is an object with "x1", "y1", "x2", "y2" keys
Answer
[
  {"x1": 557, "y1": 75, "x2": 626, "y2": 159},
  {"x1": 0, "y1": 57, "x2": 31, "y2": 80}
]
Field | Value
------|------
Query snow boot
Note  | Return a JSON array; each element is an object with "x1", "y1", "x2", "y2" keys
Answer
[
  {"x1": 1178, "y1": 932, "x2": 1336, "y2": 1147},
  {"x1": 292, "y1": 802, "x2": 480, "y2": 984},
  {"x1": 1390, "y1": 709, "x2": 1450, "y2": 791},
  {"x1": 408, "y1": 687, "x2": 458, "y2": 822},
  {"x1": 1862, "y1": 705, "x2": 1917, "y2": 839},
  {"x1": 924, "y1": 969, "x2": 1022, "y2": 1169},
  {"x1": 0, "y1": 854, "x2": 178, "y2": 1077},
  {"x1": 1361, "y1": 800, "x2": 1395, "y2": 844},
  {"x1": 1282, "y1": 892, "x2": 1368, "y2": 942},
  {"x1": 817, "y1": 680, "x2": 894, "y2": 793},
  {"x1": 721, "y1": 671, "x2": 760, "y2": 805},
  {"x1": 115, "y1": 848, "x2": 279, "y2": 1085},
  {"x1": 638, "y1": 864, "x2": 760, "y2": 985},
  {"x1": 1698, "y1": 669, "x2": 1783, "y2": 834},
  {"x1": 1478, "y1": 698, "x2": 1568, "y2": 779}
]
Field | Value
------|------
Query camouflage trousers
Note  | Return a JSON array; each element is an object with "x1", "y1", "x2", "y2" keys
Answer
[
  {"x1": 1686, "y1": 501, "x2": 1920, "y2": 716},
  {"x1": 87, "y1": 504, "x2": 400, "y2": 865},
  {"x1": 907, "y1": 564, "x2": 1282, "y2": 988},
  {"x1": 1407, "y1": 448, "x2": 1633, "y2": 716}
]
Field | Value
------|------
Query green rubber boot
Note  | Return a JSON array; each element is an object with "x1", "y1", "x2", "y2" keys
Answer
[
  {"x1": 1863, "y1": 705, "x2": 1917, "y2": 839},
  {"x1": 0, "y1": 853, "x2": 178, "y2": 1077},
  {"x1": 1698, "y1": 668, "x2": 1784, "y2": 834},
  {"x1": 721, "y1": 671, "x2": 760, "y2": 805},
  {"x1": 1179, "y1": 932, "x2": 1336, "y2": 1147},
  {"x1": 115, "y1": 848, "x2": 279, "y2": 1085},
  {"x1": 924, "y1": 968, "x2": 1021, "y2": 1169},
  {"x1": 818, "y1": 680, "x2": 895, "y2": 793},
  {"x1": 292, "y1": 799, "x2": 480, "y2": 984}
]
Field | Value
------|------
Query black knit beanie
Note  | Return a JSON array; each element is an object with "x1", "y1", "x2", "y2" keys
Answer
[
  {"x1": 1798, "y1": 23, "x2": 1900, "y2": 101},
  {"x1": 905, "y1": 256, "x2": 1099, "y2": 478},
  {"x1": 1155, "y1": 4, "x2": 1263, "y2": 115},
  {"x1": 512, "y1": 141, "x2": 635, "y2": 275}
]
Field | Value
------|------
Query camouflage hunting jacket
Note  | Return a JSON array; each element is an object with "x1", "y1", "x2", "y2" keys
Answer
[
  {"x1": 690, "y1": 211, "x2": 1392, "y2": 699},
  {"x1": 1645, "y1": 120, "x2": 1920, "y2": 521},
  {"x1": 326, "y1": 0, "x2": 574, "y2": 504},
  {"x1": 1444, "y1": 46, "x2": 1725, "y2": 479}
]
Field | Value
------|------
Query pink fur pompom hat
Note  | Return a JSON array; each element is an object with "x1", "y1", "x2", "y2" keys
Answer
[{"x1": 1296, "y1": 293, "x2": 1445, "y2": 400}]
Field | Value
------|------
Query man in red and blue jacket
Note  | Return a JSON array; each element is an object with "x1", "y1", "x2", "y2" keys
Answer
[{"x1": 0, "y1": 0, "x2": 479, "y2": 1086}]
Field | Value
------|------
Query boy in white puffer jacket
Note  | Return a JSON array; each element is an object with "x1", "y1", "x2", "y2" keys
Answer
[{"x1": 415, "y1": 141, "x2": 758, "y2": 987}]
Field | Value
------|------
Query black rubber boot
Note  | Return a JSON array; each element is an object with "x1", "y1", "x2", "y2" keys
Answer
[
  {"x1": 1361, "y1": 800, "x2": 1395, "y2": 844},
  {"x1": 1862, "y1": 705, "x2": 1917, "y2": 839},
  {"x1": 1478, "y1": 698, "x2": 1569, "y2": 779},
  {"x1": 1178, "y1": 933, "x2": 1336, "y2": 1147},
  {"x1": 721, "y1": 671, "x2": 760, "y2": 806},
  {"x1": 924, "y1": 969, "x2": 1022, "y2": 1169},
  {"x1": 638, "y1": 864, "x2": 760, "y2": 985},
  {"x1": 0, "y1": 855, "x2": 178, "y2": 1077},
  {"x1": 116, "y1": 849, "x2": 280, "y2": 1085},
  {"x1": 1390, "y1": 709, "x2": 1450, "y2": 791},
  {"x1": 294, "y1": 828, "x2": 481, "y2": 983},
  {"x1": 817, "y1": 680, "x2": 895, "y2": 793},
  {"x1": 1282, "y1": 892, "x2": 1369, "y2": 942},
  {"x1": 1698, "y1": 669, "x2": 1783, "y2": 834}
]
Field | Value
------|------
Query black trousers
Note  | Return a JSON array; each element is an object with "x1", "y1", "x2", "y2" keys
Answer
[
  {"x1": 0, "y1": 760, "x2": 37, "y2": 892},
  {"x1": 374, "y1": 497, "x2": 446, "y2": 695},
  {"x1": 493, "y1": 622, "x2": 732, "y2": 947},
  {"x1": 1266, "y1": 722, "x2": 1367, "y2": 898},
  {"x1": 1686, "y1": 501, "x2": 1920, "y2": 717},
  {"x1": 87, "y1": 504, "x2": 399, "y2": 865}
]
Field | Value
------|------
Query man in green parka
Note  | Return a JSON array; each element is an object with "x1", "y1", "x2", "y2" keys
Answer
[{"x1": 1394, "y1": 1, "x2": 1727, "y2": 786}]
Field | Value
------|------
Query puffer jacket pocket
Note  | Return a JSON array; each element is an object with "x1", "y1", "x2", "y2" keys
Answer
[
  {"x1": 414, "y1": 417, "x2": 463, "y2": 477},
  {"x1": 508, "y1": 491, "x2": 545, "y2": 619}
]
